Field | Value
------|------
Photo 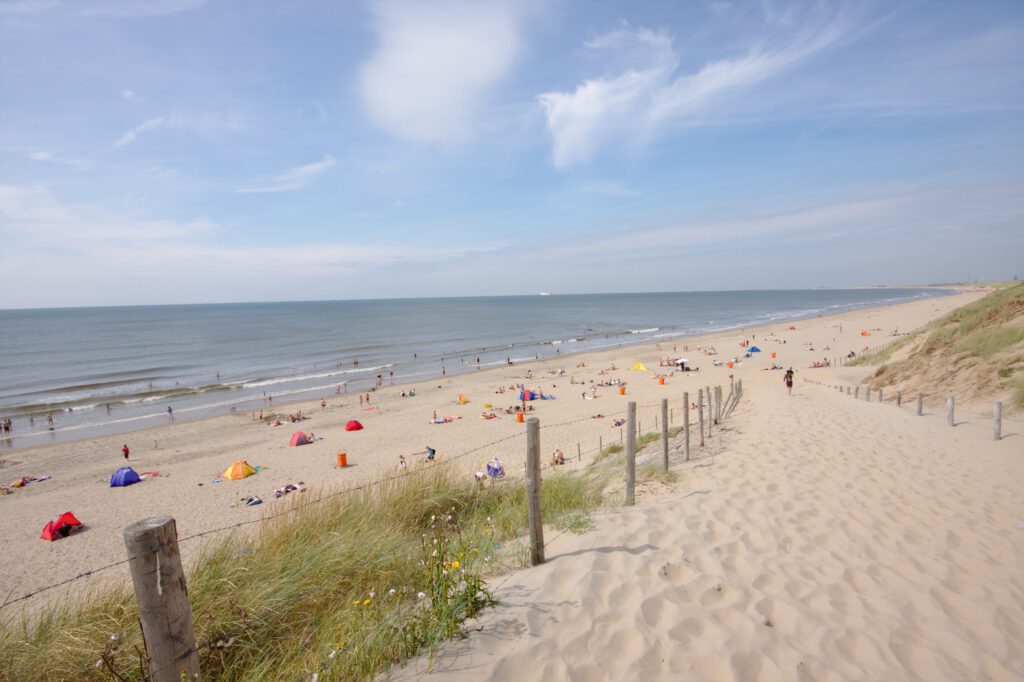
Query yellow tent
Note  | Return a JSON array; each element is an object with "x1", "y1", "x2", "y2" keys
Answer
[
  {"x1": 629, "y1": 362, "x2": 648, "y2": 371},
  {"x1": 458, "y1": 394, "x2": 469, "y2": 404},
  {"x1": 223, "y1": 460, "x2": 256, "y2": 480}
]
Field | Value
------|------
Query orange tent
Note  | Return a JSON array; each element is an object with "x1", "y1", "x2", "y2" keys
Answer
[{"x1": 223, "y1": 460, "x2": 256, "y2": 480}]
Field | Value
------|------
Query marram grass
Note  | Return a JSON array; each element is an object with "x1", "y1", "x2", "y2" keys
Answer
[{"x1": 0, "y1": 466, "x2": 602, "y2": 681}]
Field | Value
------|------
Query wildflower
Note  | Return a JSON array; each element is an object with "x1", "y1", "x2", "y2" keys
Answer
[
  {"x1": 389, "y1": 588, "x2": 397, "y2": 596},
  {"x1": 353, "y1": 600, "x2": 360, "y2": 606},
  {"x1": 417, "y1": 591, "x2": 427, "y2": 600},
  {"x1": 451, "y1": 560, "x2": 460, "y2": 569},
  {"x1": 369, "y1": 591, "x2": 374, "y2": 598},
  {"x1": 363, "y1": 598, "x2": 371, "y2": 605}
]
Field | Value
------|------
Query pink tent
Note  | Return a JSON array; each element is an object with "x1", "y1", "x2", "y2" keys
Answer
[
  {"x1": 290, "y1": 432, "x2": 310, "y2": 446},
  {"x1": 345, "y1": 420, "x2": 363, "y2": 432}
]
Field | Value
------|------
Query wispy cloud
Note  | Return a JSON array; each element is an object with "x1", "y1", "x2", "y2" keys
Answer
[
  {"x1": 25, "y1": 150, "x2": 92, "y2": 169},
  {"x1": 358, "y1": 0, "x2": 526, "y2": 144},
  {"x1": 113, "y1": 110, "x2": 246, "y2": 148},
  {"x1": 237, "y1": 154, "x2": 336, "y2": 194},
  {"x1": 113, "y1": 116, "x2": 164, "y2": 148},
  {"x1": 0, "y1": 0, "x2": 207, "y2": 16},
  {"x1": 0, "y1": 184, "x2": 217, "y2": 244},
  {"x1": 538, "y1": 10, "x2": 850, "y2": 168}
]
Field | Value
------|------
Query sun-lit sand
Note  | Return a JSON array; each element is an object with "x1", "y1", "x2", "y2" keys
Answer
[{"x1": 4, "y1": 289, "x2": 1023, "y2": 680}]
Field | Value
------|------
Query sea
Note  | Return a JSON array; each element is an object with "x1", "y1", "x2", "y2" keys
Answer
[{"x1": 0, "y1": 288, "x2": 951, "y2": 450}]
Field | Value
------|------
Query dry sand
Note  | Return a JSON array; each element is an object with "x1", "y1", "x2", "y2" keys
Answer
[{"x1": 3, "y1": 290, "x2": 1022, "y2": 680}]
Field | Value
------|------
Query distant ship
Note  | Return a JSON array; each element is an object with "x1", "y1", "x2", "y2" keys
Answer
[{"x1": 539, "y1": 292, "x2": 552, "y2": 296}]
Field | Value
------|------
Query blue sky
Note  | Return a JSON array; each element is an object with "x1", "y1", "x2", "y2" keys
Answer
[{"x1": 1, "y1": 0, "x2": 1022, "y2": 307}]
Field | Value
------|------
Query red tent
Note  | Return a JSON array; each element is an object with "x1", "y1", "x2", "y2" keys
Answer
[
  {"x1": 41, "y1": 512, "x2": 82, "y2": 541},
  {"x1": 290, "y1": 431, "x2": 310, "y2": 446},
  {"x1": 345, "y1": 420, "x2": 363, "y2": 431}
]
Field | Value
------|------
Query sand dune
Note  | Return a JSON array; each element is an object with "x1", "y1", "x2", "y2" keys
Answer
[{"x1": 390, "y1": 301, "x2": 1024, "y2": 681}]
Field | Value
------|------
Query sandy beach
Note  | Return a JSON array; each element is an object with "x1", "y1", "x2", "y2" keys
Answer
[{"x1": 3, "y1": 289, "x2": 1022, "y2": 679}]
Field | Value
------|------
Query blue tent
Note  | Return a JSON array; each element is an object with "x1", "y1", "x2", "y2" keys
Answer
[
  {"x1": 110, "y1": 466, "x2": 141, "y2": 487},
  {"x1": 749, "y1": 346, "x2": 762, "y2": 352}
]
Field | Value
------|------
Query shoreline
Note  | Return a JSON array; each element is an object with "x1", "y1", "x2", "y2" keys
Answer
[
  {"x1": 0, "y1": 288, "x2": 959, "y2": 453},
  {"x1": 0, "y1": 289, "x2": 991, "y2": 614}
]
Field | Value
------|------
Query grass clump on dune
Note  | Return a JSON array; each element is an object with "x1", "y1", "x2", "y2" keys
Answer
[{"x1": 0, "y1": 466, "x2": 602, "y2": 681}]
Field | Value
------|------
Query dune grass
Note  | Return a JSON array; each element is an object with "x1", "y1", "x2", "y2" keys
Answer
[{"x1": 0, "y1": 466, "x2": 603, "y2": 681}]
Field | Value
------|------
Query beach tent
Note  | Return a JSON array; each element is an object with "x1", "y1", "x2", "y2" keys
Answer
[
  {"x1": 290, "y1": 431, "x2": 310, "y2": 446},
  {"x1": 345, "y1": 420, "x2": 364, "y2": 431},
  {"x1": 109, "y1": 466, "x2": 141, "y2": 487},
  {"x1": 223, "y1": 460, "x2": 256, "y2": 480},
  {"x1": 749, "y1": 346, "x2": 762, "y2": 353},
  {"x1": 458, "y1": 394, "x2": 469, "y2": 404},
  {"x1": 519, "y1": 390, "x2": 538, "y2": 401},
  {"x1": 40, "y1": 512, "x2": 81, "y2": 541},
  {"x1": 629, "y1": 362, "x2": 648, "y2": 371},
  {"x1": 860, "y1": 330, "x2": 871, "y2": 336}
]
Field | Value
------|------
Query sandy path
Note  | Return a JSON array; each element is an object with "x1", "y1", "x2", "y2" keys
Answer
[{"x1": 391, "y1": 362, "x2": 1024, "y2": 681}]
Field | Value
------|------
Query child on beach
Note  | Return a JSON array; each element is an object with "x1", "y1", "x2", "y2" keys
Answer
[
  {"x1": 784, "y1": 368, "x2": 795, "y2": 396},
  {"x1": 122, "y1": 444, "x2": 130, "y2": 460}
]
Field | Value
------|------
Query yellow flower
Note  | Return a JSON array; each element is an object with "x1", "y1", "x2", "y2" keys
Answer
[
  {"x1": 451, "y1": 561, "x2": 460, "y2": 569},
  {"x1": 362, "y1": 598, "x2": 371, "y2": 605},
  {"x1": 353, "y1": 600, "x2": 360, "y2": 606}
]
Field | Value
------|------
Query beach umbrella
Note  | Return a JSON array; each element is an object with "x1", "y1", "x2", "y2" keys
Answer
[{"x1": 345, "y1": 420, "x2": 364, "y2": 431}]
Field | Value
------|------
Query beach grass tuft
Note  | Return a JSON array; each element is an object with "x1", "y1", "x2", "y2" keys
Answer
[{"x1": 0, "y1": 466, "x2": 602, "y2": 681}]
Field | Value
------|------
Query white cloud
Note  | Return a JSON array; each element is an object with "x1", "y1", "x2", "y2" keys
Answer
[
  {"x1": 113, "y1": 111, "x2": 246, "y2": 148},
  {"x1": 237, "y1": 154, "x2": 336, "y2": 193},
  {"x1": 0, "y1": 0, "x2": 207, "y2": 15},
  {"x1": 122, "y1": 88, "x2": 136, "y2": 99},
  {"x1": 113, "y1": 116, "x2": 165, "y2": 148},
  {"x1": 358, "y1": 0, "x2": 525, "y2": 144},
  {"x1": 0, "y1": 184, "x2": 217, "y2": 244},
  {"x1": 538, "y1": 13, "x2": 848, "y2": 168},
  {"x1": 25, "y1": 150, "x2": 92, "y2": 169}
]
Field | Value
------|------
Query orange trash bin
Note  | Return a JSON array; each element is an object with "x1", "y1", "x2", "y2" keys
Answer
[
  {"x1": 658, "y1": 377, "x2": 665, "y2": 385},
  {"x1": 516, "y1": 412, "x2": 524, "y2": 423},
  {"x1": 337, "y1": 451, "x2": 348, "y2": 468},
  {"x1": 770, "y1": 352, "x2": 776, "y2": 359},
  {"x1": 727, "y1": 361, "x2": 734, "y2": 369},
  {"x1": 618, "y1": 386, "x2": 626, "y2": 395}
]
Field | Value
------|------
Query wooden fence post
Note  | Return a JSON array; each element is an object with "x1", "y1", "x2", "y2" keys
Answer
[
  {"x1": 683, "y1": 391, "x2": 690, "y2": 461},
  {"x1": 123, "y1": 517, "x2": 200, "y2": 682},
  {"x1": 698, "y1": 389, "x2": 705, "y2": 447},
  {"x1": 865, "y1": 387, "x2": 871, "y2": 402},
  {"x1": 878, "y1": 388, "x2": 883, "y2": 403},
  {"x1": 947, "y1": 395, "x2": 955, "y2": 427},
  {"x1": 526, "y1": 417, "x2": 544, "y2": 565},
  {"x1": 896, "y1": 391, "x2": 902, "y2": 407},
  {"x1": 705, "y1": 385, "x2": 713, "y2": 437},
  {"x1": 625, "y1": 402, "x2": 636, "y2": 506},
  {"x1": 577, "y1": 443, "x2": 581, "y2": 462},
  {"x1": 855, "y1": 386, "x2": 860, "y2": 399},
  {"x1": 661, "y1": 398, "x2": 669, "y2": 472},
  {"x1": 994, "y1": 402, "x2": 1002, "y2": 441},
  {"x1": 917, "y1": 392, "x2": 923, "y2": 416},
  {"x1": 599, "y1": 435, "x2": 603, "y2": 455}
]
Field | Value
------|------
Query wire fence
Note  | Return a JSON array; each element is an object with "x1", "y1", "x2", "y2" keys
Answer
[{"x1": 2, "y1": 390, "x2": 717, "y2": 613}]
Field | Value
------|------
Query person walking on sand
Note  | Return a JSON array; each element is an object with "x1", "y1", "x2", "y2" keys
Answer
[
  {"x1": 784, "y1": 368, "x2": 794, "y2": 396},
  {"x1": 122, "y1": 444, "x2": 130, "y2": 460}
]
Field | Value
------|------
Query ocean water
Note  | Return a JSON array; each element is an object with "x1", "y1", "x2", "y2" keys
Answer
[{"x1": 0, "y1": 289, "x2": 950, "y2": 450}]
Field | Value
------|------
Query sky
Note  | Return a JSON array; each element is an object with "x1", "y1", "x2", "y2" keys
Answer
[{"x1": 1, "y1": 0, "x2": 1022, "y2": 308}]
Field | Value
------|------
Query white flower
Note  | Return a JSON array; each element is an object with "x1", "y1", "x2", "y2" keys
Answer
[
  {"x1": 388, "y1": 588, "x2": 397, "y2": 596},
  {"x1": 417, "y1": 591, "x2": 427, "y2": 600}
]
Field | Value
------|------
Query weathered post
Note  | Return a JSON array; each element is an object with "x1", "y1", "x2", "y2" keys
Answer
[
  {"x1": 715, "y1": 386, "x2": 722, "y2": 424},
  {"x1": 599, "y1": 435, "x2": 603, "y2": 455},
  {"x1": 698, "y1": 389, "x2": 705, "y2": 447},
  {"x1": 526, "y1": 417, "x2": 544, "y2": 565},
  {"x1": 917, "y1": 392, "x2": 923, "y2": 416},
  {"x1": 705, "y1": 385, "x2": 713, "y2": 437},
  {"x1": 878, "y1": 388, "x2": 883, "y2": 403},
  {"x1": 896, "y1": 391, "x2": 902, "y2": 407},
  {"x1": 625, "y1": 401, "x2": 636, "y2": 506},
  {"x1": 855, "y1": 386, "x2": 860, "y2": 399},
  {"x1": 683, "y1": 391, "x2": 690, "y2": 461},
  {"x1": 865, "y1": 387, "x2": 871, "y2": 402},
  {"x1": 661, "y1": 398, "x2": 669, "y2": 472},
  {"x1": 577, "y1": 442, "x2": 581, "y2": 462},
  {"x1": 994, "y1": 402, "x2": 1002, "y2": 441},
  {"x1": 947, "y1": 395, "x2": 955, "y2": 427},
  {"x1": 123, "y1": 517, "x2": 200, "y2": 682},
  {"x1": 847, "y1": 386, "x2": 851, "y2": 395}
]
